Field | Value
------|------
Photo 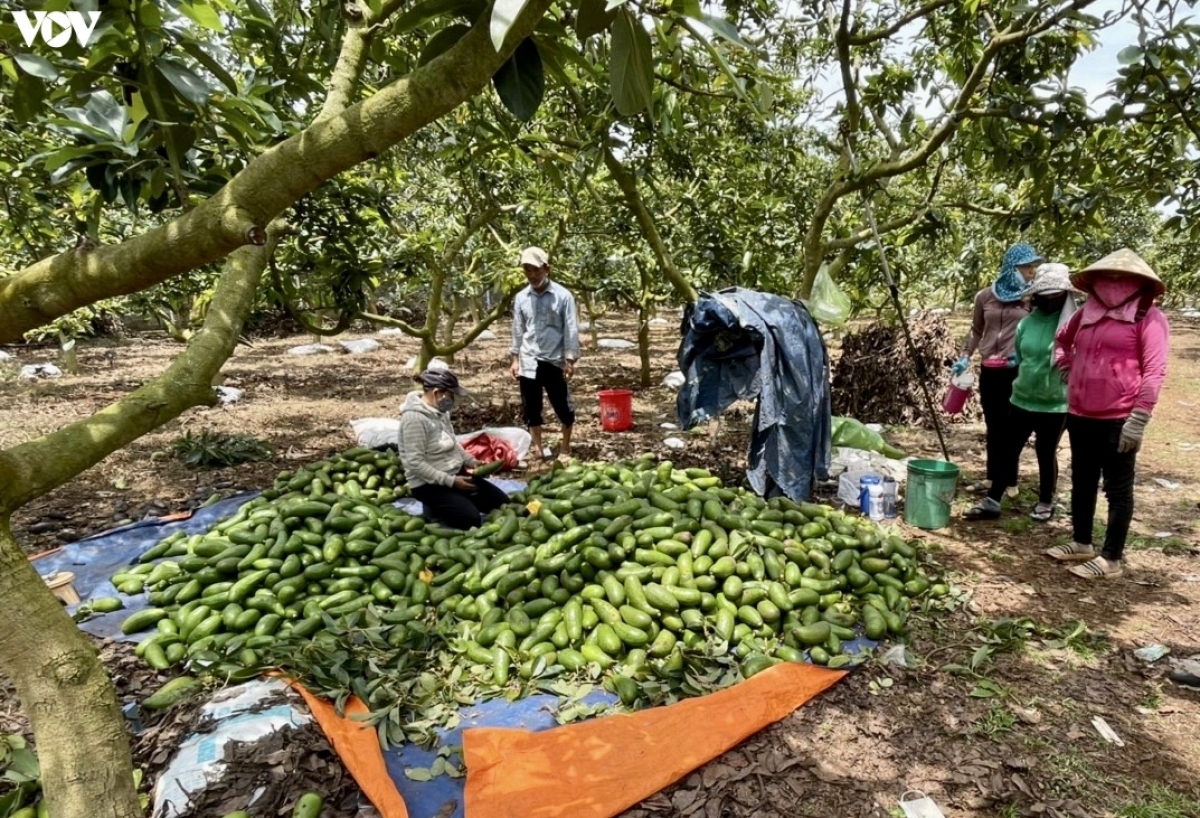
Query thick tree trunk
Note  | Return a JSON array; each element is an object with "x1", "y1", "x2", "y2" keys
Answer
[
  {"x1": 0, "y1": 237, "x2": 275, "y2": 818},
  {"x1": 0, "y1": 518, "x2": 141, "y2": 818}
]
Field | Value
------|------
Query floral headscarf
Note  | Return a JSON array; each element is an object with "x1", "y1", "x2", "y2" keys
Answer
[{"x1": 993, "y1": 243, "x2": 1043, "y2": 303}]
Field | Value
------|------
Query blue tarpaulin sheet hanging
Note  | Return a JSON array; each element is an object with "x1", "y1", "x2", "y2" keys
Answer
[{"x1": 676, "y1": 288, "x2": 832, "y2": 501}]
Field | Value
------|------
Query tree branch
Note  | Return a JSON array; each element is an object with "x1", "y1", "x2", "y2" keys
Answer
[
  {"x1": 0, "y1": 223, "x2": 283, "y2": 512},
  {"x1": 847, "y1": 0, "x2": 956, "y2": 45},
  {"x1": 429, "y1": 288, "x2": 518, "y2": 356},
  {"x1": 359, "y1": 311, "x2": 427, "y2": 337},
  {"x1": 654, "y1": 73, "x2": 738, "y2": 100},
  {"x1": 0, "y1": 0, "x2": 556, "y2": 343},
  {"x1": 602, "y1": 145, "x2": 699, "y2": 305},
  {"x1": 835, "y1": 0, "x2": 863, "y2": 140},
  {"x1": 824, "y1": 209, "x2": 929, "y2": 251}
]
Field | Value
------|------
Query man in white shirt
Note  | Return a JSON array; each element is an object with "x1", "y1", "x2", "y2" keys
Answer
[{"x1": 510, "y1": 246, "x2": 580, "y2": 462}]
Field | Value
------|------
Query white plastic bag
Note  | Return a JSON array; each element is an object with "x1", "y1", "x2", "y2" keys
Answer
[
  {"x1": 838, "y1": 469, "x2": 875, "y2": 507},
  {"x1": 598, "y1": 338, "x2": 637, "y2": 350},
  {"x1": 350, "y1": 418, "x2": 401, "y2": 449},
  {"x1": 19, "y1": 363, "x2": 62, "y2": 380},
  {"x1": 286, "y1": 344, "x2": 334, "y2": 356}
]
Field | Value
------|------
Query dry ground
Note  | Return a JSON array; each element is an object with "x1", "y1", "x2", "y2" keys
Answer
[{"x1": 2, "y1": 312, "x2": 1199, "y2": 818}]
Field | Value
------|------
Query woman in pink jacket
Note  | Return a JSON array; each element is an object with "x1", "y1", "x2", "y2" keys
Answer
[{"x1": 1047, "y1": 249, "x2": 1170, "y2": 579}]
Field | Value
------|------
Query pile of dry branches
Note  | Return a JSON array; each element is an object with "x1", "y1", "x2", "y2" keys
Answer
[{"x1": 830, "y1": 312, "x2": 980, "y2": 427}]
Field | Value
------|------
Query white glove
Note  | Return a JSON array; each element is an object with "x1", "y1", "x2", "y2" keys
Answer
[{"x1": 1118, "y1": 409, "x2": 1151, "y2": 454}]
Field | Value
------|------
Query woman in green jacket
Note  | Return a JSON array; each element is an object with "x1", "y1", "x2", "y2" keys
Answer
[{"x1": 965, "y1": 264, "x2": 1079, "y2": 521}]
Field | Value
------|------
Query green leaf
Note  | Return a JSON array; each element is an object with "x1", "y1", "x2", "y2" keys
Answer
[
  {"x1": 610, "y1": 8, "x2": 653, "y2": 117},
  {"x1": 577, "y1": 0, "x2": 616, "y2": 38},
  {"x1": 492, "y1": 37, "x2": 544, "y2": 122},
  {"x1": 419, "y1": 24, "x2": 472, "y2": 67},
  {"x1": 13, "y1": 54, "x2": 57, "y2": 81},
  {"x1": 180, "y1": 1, "x2": 225, "y2": 32},
  {"x1": 43, "y1": 144, "x2": 107, "y2": 172},
  {"x1": 84, "y1": 91, "x2": 126, "y2": 140},
  {"x1": 394, "y1": 0, "x2": 481, "y2": 32},
  {"x1": 180, "y1": 40, "x2": 239, "y2": 93},
  {"x1": 700, "y1": 14, "x2": 747, "y2": 48},
  {"x1": 1117, "y1": 45, "x2": 1143, "y2": 65},
  {"x1": 157, "y1": 59, "x2": 211, "y2": 106},
  {"x1": 404, "y1": 767, "x2": 433, "y2": 781},
  {"x1": 490, "y1": 0, "x2": 531, "y2": 52}
]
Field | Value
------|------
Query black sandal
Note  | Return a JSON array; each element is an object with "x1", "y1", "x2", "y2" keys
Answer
[{"x1": 964, "y1": 500, "x2": 1001, "y2": 521}]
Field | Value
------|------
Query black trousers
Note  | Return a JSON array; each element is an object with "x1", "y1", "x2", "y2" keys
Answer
[
  {"x1": 411, "y1": 476, "x2": 509, "y2": 530},
  {"x1": 987, "y1": 406, "x2": 1066, "y2": 504},
  {"x1": 979, "y1": 366, "x2": 1019, "y2": 484},
  {"x1": 1067, "y1": 415, "x2": 1137, "y2": 560},
  {"x1": 519, "y1": 360, "x2": 576, "y2": 428}
]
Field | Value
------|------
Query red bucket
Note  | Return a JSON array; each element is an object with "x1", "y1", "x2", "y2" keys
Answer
[{"x1": 598, "y1": 389, "x2": 633, "y2": 432}]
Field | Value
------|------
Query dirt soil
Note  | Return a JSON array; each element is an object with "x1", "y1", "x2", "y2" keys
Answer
[{"x1": 3, "y1": 313, "x2": 1200, "y2": 818}]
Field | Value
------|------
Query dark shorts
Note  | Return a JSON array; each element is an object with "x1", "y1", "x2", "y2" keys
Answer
[{"x1": 519, "y1": 360, "x2": 576, "y2": 428}]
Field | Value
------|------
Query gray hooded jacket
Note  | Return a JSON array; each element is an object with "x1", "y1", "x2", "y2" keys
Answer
[{"x1": 397, "y1": 391, "x2": 477, "y2": 488}]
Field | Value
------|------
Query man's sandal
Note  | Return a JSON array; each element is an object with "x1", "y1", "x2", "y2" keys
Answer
[
  {"x1": 1044, "y1": 542, "x2": 1095, "y2": 562},
  {"x1": 1068, "y1": 557, "x2": 1123, "y2": 579},
  {"x1": 1029, "y1": 503, "x2": 1055, "y2": 522}
]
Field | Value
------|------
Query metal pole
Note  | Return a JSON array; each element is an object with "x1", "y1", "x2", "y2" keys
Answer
[{"x1": 841, "y1": 137, "x2": 951, "y2": 461}]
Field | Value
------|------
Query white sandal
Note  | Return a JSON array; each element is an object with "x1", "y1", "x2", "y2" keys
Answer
[
  {"x1": 1045, "y1": 542, "x2": 1095, "y2": 562},
  {"x1": 1068, "y1": 557, "x2": 1123, "y2": 579}
]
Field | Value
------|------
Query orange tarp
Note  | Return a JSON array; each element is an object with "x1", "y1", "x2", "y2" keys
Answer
[
  {"x1": 463, "y1": 662, "x2": 844, "y2": 818},
  {"x1": 287, "y1": 681, "x2": 411, "y2": 818},
  {"x1": 295, "y1": 662, "x2": 844, "y2": 818}
]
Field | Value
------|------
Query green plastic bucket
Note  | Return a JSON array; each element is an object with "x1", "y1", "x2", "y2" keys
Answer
[{"x1": 904, "y1": 459, "x2": 961, "y2": 530}]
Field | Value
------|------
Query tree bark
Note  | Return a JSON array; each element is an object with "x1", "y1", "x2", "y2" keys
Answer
[{"x1": 0, "y1": 520, "x2": 141, "y2": 818}]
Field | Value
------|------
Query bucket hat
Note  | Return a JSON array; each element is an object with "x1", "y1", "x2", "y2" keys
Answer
[
  {"x1": 414, "y1": 368, "x2": 469, "y2": 397},
  {"x1": 1072, "y1": 248, "x2": 1165, "y2": 298},
  {"x1": 1026, "y1": 263, "x2": 1080, "y2": 296}
]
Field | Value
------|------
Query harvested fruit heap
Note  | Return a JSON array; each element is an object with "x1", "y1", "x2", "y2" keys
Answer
[{"x1": 118, "y1": 447, "x2": 947, "y2": 746}]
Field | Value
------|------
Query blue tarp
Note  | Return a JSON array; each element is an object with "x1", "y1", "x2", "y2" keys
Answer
[{"x1": 676, "y1": 288, "x2": 833, "y2": 501}]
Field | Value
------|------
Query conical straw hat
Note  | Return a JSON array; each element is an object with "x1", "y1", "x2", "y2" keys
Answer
[{"x1": 1071, "y1": 248, "x2": 1165, "y2": 298}]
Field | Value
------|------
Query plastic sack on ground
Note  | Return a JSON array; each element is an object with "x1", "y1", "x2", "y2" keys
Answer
[
  {"x1": 830, "y1": 446, "x2": 909, "y2": 482},
  {"x1": 806, "y1": 264, "x2": 852, "y2": 327},
  {"x1": 351, "y1": 418, "x2": 402, "y2": 450},
  {"x1": 341, "y1": 338, "x2": 382, "y2": 355}
]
